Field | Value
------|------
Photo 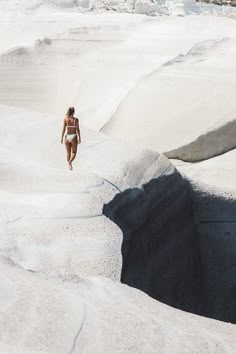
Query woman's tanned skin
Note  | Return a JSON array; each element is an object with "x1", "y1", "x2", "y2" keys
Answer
[{"x1": 61, "y1": 106, "x2": 81, "y2": 170}]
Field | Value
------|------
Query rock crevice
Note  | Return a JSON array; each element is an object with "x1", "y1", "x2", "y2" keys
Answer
[{"x1": 103, "y1": 164, "x2": 236, "y2": 323}]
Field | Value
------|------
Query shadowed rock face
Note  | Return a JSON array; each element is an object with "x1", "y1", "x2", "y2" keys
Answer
[
  {"x1": 103, "y1": 167, "x2": 204, "y2": 316},
  {"x1": 103, "y1": 166, "x2": 236, "y2": 323},
  {"x1": 190, "y1": 184, "x2": 236, "y2": 323}
]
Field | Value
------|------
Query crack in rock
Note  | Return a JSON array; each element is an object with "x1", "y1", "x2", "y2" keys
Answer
[{"x1": 69, "y1": 305, "x2": 86, "y2": 354}]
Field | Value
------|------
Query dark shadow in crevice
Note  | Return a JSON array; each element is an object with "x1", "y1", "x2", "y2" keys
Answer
[{"x1": 103, "y1": 167, "x2": 236, "y2": 323}]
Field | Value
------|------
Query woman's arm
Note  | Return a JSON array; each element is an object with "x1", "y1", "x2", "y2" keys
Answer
[
  {"x1": 76, "y1": 118, "x2": 81, "y2": 144},
  {"x1": 61, "y1": 118, "x2": 66, "y2": 144}
]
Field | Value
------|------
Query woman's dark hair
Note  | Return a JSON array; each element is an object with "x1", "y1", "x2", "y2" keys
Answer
[{"x1": 66, "y1": 107, "x2": 75, "y2": 117}]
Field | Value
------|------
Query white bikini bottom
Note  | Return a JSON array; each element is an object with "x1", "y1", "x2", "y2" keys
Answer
[{"x1": 65, "y1": 134, "x2": 77, "y2": 143}]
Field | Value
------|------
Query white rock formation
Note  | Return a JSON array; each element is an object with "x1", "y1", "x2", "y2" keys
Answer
[
  {"x1": 1, "y1": 104, "x2": 236, "y2": 351},
  {"x1": 1, "y1": 254, "x2": 236, "y2": 353},
  {"x1": 173, "y1": 148, "x2": 236, "y2": 190},
  {"x1": 1, "y1": 0, "x2": 236, "y2": 16},
  {"x1": 1, "y1": 11, "x2": 236, "y2": 160},
  {"x1": 0, "y1": 105, "x2": 168, "y2": 279},
  {"x1": 1, "y1": 1, "x2": 236, "y2": 352},
  {"x1": 102, "y1": 35, "x2": 236, "y2": 161}
]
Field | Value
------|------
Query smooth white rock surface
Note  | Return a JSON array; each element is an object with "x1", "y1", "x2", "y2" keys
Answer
[
  {"x1": 1, "y1": 253, "x2": 236, "y2": 354},
  {"x1": 103, "y1": 34, "x2": 236, "y2": 161},
  {"x1": 1, "y1": 1, "x2": 236, "y2": 352}
]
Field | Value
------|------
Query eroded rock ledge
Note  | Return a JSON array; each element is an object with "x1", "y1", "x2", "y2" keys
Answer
[{"x1": 103, "y1": 162, "x2": 236, "y2": 323}]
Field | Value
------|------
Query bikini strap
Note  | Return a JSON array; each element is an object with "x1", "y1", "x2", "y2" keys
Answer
[{"x1": 66, "y1": 117, "x2": 76, "y2": 128}]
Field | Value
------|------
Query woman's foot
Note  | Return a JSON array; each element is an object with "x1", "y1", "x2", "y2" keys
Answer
[{"x1": 68, "y1": 162, "x2": 73, "y2": 170}]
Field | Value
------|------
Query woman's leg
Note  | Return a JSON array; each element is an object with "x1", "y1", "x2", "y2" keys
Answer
[
  {"x1": 65, "y1": 140, "x2": 72, "y2": 169},
  {"x1": 69, "y1": 138, "x2": 78, "y2": 166}
]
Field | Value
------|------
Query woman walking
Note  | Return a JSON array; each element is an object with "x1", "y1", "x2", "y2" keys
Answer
[{"x1": 61, "y1": 107, "x2": 81, "y2": 170}]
